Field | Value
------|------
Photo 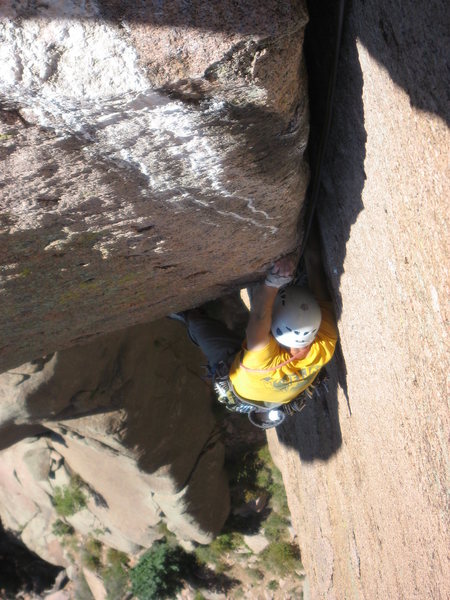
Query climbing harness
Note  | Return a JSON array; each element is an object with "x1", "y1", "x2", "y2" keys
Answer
[
  {"x1": 213, "y1": 361, "x2": 263, "y2": 413},
  {"x1": 213, "y1": 360, "x2": 329, "y2": 430}
]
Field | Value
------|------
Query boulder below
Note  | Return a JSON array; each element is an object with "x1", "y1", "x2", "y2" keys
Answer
[{"x1": 0, "y1": 317, "x2": 231, "y2": 560}]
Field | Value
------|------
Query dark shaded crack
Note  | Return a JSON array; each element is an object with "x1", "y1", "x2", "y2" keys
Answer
[{"x1": 171, "y1": 424, "x2": 224, "y2": 494}]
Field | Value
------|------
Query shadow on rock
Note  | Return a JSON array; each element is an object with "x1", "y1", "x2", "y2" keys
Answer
[
  {"x1": 355, "y1": 0, "x2": 449, "y2": 125},
  {"x1": 279, "y1": 0, "x2": 449, "y2": 460},
  {"x1": 191, "y1": 564, "x2": 240, "y2": 596},
  {"x1": 0, "y1": 519, "x2": 63, "y2": 597},
  {"x1": 0, "y1": 423, "x2": 48, "y2": 453},
  {"x1": 276, "y1": 0, "x2": 365, "y2": 459},
  {"x1": 276, "y1": 361, "x2": 342, "y2": 462},
  {"x1": 308, "y1": 0, "x2": 449, "y2": 325},
  {"x1": 305, "y1": 0, "x2": 366, "y2": 323},
  {"x1": 4, "y1": 0, "x2": 446, "y2": 124}
]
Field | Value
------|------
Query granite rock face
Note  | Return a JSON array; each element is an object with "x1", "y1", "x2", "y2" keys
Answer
[
  {"x1": 271, "y1": 1, "x2": 449, "y2": 599},
  {"x1": 0, "y1": 318, "x2": 230, "y2": 560},
  {"x1": 0, "y1": 0, "x2": 309, "y2": 372},
  {"x1": 0, "y1": 0, "x2": 308, "y2": 577}
]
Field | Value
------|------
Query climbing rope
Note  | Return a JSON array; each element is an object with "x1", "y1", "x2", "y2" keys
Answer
[{"x1": 299, "y1": 0, "x2": 347, "y2": 257}]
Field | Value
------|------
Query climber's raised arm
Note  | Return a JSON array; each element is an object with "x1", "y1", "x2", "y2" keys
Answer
[{"x1": 246, "y1": 254, "x2": 297, "y2": 351}]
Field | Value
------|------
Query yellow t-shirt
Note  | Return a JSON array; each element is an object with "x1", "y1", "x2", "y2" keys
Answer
[{"x1": 229, "y1": 302, "x2": 338, "y2": 404}]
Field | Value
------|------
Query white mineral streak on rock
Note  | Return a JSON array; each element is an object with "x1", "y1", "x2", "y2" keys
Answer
[
  {"x1": 0, "y1": 10, "x2": 277, "y2": 238},
  {"x1": 86, "y1": 95, "x2": 279, "y2": 236},
  {"x1": 154, "y1": 240, "x2": 166, "y2": 254},
  {"x1": 0, "y1": 1, "x2": 307, "y2": 372},
  {"x1": 0, "y1": 8, "x2": 146, "y2": 139}
]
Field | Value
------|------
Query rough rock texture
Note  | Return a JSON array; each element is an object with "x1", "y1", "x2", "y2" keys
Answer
[
  {"x1": 270, "y1": 1, "x2": 449, "y2": 599},
  {"x1": 0, "y1": 0, "x2": 309, "y2": 372},
  {"x1": 0, "y1": 436, "x2": 68, "y2": 566},
  {"x1": 0, "y1": 318, "x2": 230, "y2": 559}
]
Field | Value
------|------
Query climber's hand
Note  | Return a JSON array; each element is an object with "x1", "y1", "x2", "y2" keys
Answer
[
  {"x1": 265, "y1": 253, "x2": 298, "y2": 288},
  {"x1": 271, "y1": 254, "x2": 297, "y2": 277}
]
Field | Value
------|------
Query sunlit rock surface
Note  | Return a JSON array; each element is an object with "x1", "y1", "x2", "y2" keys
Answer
[
  {"x1": 0, "y1": 0, "x2": 309, "y2": 372},
  {"x1": 271, "y1": 1, "x2": 449, "y2": 599}
]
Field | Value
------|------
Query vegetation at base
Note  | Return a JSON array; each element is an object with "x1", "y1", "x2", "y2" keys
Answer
[
  {"x1": 268, "y1": 579, "x2": 280, "y2": 590},
  {"x1": 255, "y1": 445, "x2": 290, "y2": 517},
  {"x1": 60, "y1": 532, "x2": 79, "y2": 563},
  {"x1": 52, "y1": 518, "x2": 74, "y2": 537},
  {"x1": 260, "y1": 541, "x2": 301, "y2": 576},
  {"x1": 226, "y1": 444, "x2": 290, "y2": 520},
  {"x1": 219, "y1": 443, "x2": 293, "y2": 554},
  {"x1": 248, "y1": 568, "x2": 264, "y2": 582},
  {"x1": 82, "y1": 537, "x2": 103, "y2": 571},
  {"x1": 157, "y1": 520, "x2": 178, "y2": 544},
  {"x1": 191, "y1": 442, "x2": 302, "y2": 590},
  {"x1": 130, "y1": 540, "x2": 196, "y2": 600},
  {"x1": 102, "y1": 548, "x2": 130, "y2": 600},
  {"x1": 194, "y1": 531, "x2": 244, "y2": 571},
  {"x1": 54, "y1": 439, "x2": 300, "y2": 597},
  {"x1": 263, "y1": 510, "x2": 290, "y2": 542},
  {"x1": 52, "y1": 476, "x2": 87, "y2": 517}
]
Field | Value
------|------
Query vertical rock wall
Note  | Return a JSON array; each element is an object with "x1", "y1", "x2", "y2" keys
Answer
[{"x1": 271, "y1": 1, "x2": 449, "y2": 599}]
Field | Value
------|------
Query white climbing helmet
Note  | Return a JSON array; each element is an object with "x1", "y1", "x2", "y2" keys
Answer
[{"x1": 271, "y1": 286, "x2": 322, "y2": 349}]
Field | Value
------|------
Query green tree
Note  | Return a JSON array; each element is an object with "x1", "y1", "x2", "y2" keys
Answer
[{"x1": 130, "y1": 541, "x2": 194, "y2": 600}]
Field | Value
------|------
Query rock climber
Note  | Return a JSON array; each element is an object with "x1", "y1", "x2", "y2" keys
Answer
[{"x1": 171, "y1": 219, "x2": 338, "y2": 429}]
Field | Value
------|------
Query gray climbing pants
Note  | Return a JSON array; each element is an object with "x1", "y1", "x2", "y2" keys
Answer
[{"x1": 186, "y1": 312, "x2": 243, "y2": 375}]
